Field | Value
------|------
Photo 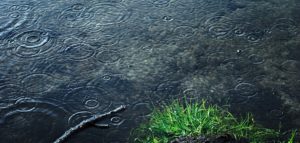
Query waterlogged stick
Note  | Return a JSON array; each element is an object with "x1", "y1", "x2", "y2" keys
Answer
[{"x1": 54, "y1": 105, "x2": 126, "y2": 143}]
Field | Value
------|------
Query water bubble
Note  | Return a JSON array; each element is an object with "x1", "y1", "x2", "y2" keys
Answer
[
  {"x1": 63, "y1": 43, "x2": 95, "y2": 61},
  {"x1": 173, "y1": 26, "x2": 195, "y2": 38},
  {"x1": 248, "y1": 54, "x2": 264, "y2": 64},
  {"x1": 68, "y1": 111, "x2": 92, "y2": 126},
  {"x1": 96, "y1": 50, "x2": 121, "y2": 63},
  {"x1": 71, "y1": 3, "x2": 85, "y2": 11},
  {"x1": 110, "y1": 116, "x2": 125, "y2": 126},
  {"x1": 63, "y1": 86, "x2": 112, "y2": 112},
  {"x1": 84, "y1": 99, "x2": 100, "y2": 109},
  {"x1": 234, "y1": 83, "x2": 258, "y2": 97},
  {"x1": 204, "y1": 16, "x2": 235, "y2": 39},
  {"x1": 152, "y1": 0, "x2": 170, "y2": 7},
  {"x1": 162, "y1": 15, "x2": 173, "y2": 22}
]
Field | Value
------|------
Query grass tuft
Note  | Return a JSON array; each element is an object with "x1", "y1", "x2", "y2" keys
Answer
[
  {"x1": 287, "y1": 130, "x2": 296, "y2": 143},
  {"x1": 132, "y1": 100, "x2": 279, "y2": 143}
]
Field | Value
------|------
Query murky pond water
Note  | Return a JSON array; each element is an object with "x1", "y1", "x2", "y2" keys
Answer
[{"x1": 0, "y1": 0, "x2": 299, "y2": 142}]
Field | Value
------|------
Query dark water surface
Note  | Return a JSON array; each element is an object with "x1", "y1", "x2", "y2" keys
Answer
[{"x1": 0, "y1": 0, "x2": 300, "y2": 142}]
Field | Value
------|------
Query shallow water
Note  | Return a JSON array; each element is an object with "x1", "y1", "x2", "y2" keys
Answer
[{"x1": 0, "y1": 0, "x2": 299, "y2": 142}]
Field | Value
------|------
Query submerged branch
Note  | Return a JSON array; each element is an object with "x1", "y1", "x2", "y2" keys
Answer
[{"x1": 53, "y1": 105, "x2": 126, "y2": 143}]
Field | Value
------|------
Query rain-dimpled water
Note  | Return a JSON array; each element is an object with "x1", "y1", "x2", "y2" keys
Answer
[{"x1": 0, "y1": 0, "x2": 299, "y2": 142}]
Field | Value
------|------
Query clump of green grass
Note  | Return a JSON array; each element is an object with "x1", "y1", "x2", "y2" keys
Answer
[
  {"x1": 132, "y1": 100, "x2": 279, "y2": 143},
  {"x1": 287, "y1": 130, "x2": 296, "y2": 143}
]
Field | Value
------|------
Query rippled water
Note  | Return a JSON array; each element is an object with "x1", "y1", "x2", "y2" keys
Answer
[{"x1": 0, "y1": 0, "x2": 299, "y2": 142}]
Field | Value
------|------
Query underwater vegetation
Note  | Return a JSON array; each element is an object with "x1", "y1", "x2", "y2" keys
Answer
[{"x1": 131, "y1": 100, "x2": 298, "y2": 143}]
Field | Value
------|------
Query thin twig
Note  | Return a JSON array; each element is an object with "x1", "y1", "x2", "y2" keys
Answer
[{"x1": 53, "y1": 105, "x2": 126, "y2": 143}]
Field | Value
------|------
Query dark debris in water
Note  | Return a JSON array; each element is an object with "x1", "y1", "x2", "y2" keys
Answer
[{"x1": 170, "y1": 134, "x2": 249, "y2": 143}]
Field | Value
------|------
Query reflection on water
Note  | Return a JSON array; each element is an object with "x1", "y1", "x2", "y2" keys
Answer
[{"x1": 0, "y1": 0, "x2": 299, "y2": 142}]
